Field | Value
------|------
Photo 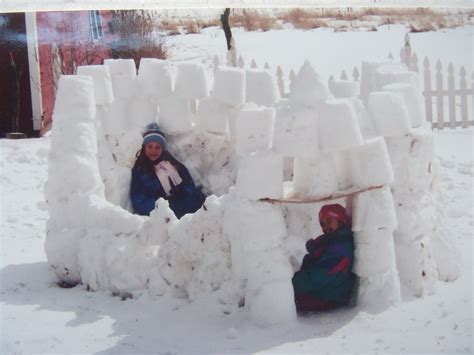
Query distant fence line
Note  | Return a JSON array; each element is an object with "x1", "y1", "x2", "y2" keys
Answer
[{"x1": 215, "y1": 33, "x2": 473, "y2": 130}]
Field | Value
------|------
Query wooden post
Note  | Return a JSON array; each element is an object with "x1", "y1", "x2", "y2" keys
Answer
[
  {"x1": 353, "y1": 66, "x2": 360, "y2": 82},
  {"x1": 404, "y1": 33, "x2": 412, "y2": 70},
  {"x1": 435, "y1": 60, "x2": 444, "y2": 130},
  {"x1": 412, "y1": 52, "x2": 419, "y2": 72},
  {"x1": 423, "y1": 57, "x2": 433, "y2": 128},
  {"x1": 459, "y1": 66, "x2": 468, "y2": 128},
  {"x1": 400, "y1": 47, "x2": 406, "y2": 66},
  {"x1": 276, "y1": 66, "x2": 285, "y2": 98},
  {"x1": 447, "y1": 63, "x2": 456, "y2": 129},
  {"x1": 213, "y1": 55, "x2": 220, "y2": 73},
  {"x1": 237, "y1": 56, "x2": 244, "y2": 68}
]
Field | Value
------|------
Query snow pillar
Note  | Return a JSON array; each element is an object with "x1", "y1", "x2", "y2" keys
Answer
[
  {"x1": 351, "y1": 186, "x2": 401, "y2": 311},
  {"x1": 385, "y1": 130, "x2": 459, "y2": 296},
  {"x1": 44, "y1": 75, "x2": 104, "y2": 284}
]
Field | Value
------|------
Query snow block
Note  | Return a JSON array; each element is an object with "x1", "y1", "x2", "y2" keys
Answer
[
  {"x1": 44, "y1": 228, "x2": 83, "y2": 284},
  {"x1": 50, "y1": 119, "x2": 97, "y2": 155},
  {"x1": 394, "y1": 237, "x2": 438, "y2": 297},
  {"x1": 212, "y1": 67, "x2": 246, "y2": 106},
  {"x1": 352, "y1": 229, "x2": 397, "y2": 277},
  {"x1": 352, "y1": 186, "x2": 397, "y2": 231},
  {"x1": 104, "y1": 58, "x2": 136, "y2": 77},
  {"x1": 53, "y1": 75, "x2": 96, "y2": 120},
  {"x1": 245, "y1": 248, "x2": 293, "y2": 291},
  {"x1": 331, "y1": 149, "x2": 353, "y2": 190},
  {"x1": 157, "y1": 96, "x2": 193, "y2": 134},
  {"x1": 360, "y1": 60, "x2": 394, "y2": 106},
  {"x1": 357, "y1": 270, "x2": 401, "y2": 313},
  {"x1": 223, "y1": 198, "x2": 248, "y2": 281},
  {"x1": 101, "y1": 100, "x2": 129, "y2": 134},
  {"x1": 76, "y1": 65, "x2": 114, "y2": 105},
  {"x1": 246, "y1": 280, "x2": 297, "y2": 327},
  {"x1": 393, "y1": 203, "x2": 435, "y2": 241},
  {"x1": 224, "y1": 198, "x2": 286, "y2": 255},
  {"x1": 196, "y1": 97, "x2": 229, "y2": 134},
  {"x1": 368, "y1": 91, "x2": 412, "y2": 137},
  {"x1": 271, "y1": 107, "x2": 319, "y2": 158},
  {"x1": 383, "y1": 82, "x2": 425, "y2": 128},
  {"x1": 318, "y1": 98, "x2": 363, "y2": 153},
  {"x1": 128, "y1": 98, "x2": 159, "y2": 130},
  {"x1": 235, "y1": 151, "x2": 283, "y2": 200},
  {"x1": 375, "y1": 65, "x2": 417, "y2": 91},
  {"x1": 385, "y1": 130, "x2": 435, "y2": 188},
  {"x1": 174, "y1": 62, "x2": 210, "y2": 99},
  {"x1": 349, "y1": 137, "x2": 394, "y2": 189},
  {"x1": 235, "y1": 106, "x2": 275, "y2": 155},
  {"x1": 104, "y1": 59, "x2": 137, "y2": 99},
  {"x1": 137, "y1": 58, "x2": 173, "y2": 99},
  {"x1": 245, "y1": 69, "x2": 280, "y2": 106},
  {"x1": 292, "y1": 154, "x2": 339, "y2": 199},
  {"x1": 329, "y1": 80, "x2": 360, "y2": 98},
  {"x1": 289, "y1": 60, "x2": 330, "y2": 108},
  {"x1": 349, "y1": 97, "x2": 377, "y2": 139}
]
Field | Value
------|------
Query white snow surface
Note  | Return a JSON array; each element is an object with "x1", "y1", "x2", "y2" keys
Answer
[{"x1": 1, "y1": 25, "x2": 473, "y2": 354}]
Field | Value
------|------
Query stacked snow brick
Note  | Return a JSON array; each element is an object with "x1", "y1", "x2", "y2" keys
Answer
[
  {"x1": 385, "y1": 130, "x2": 461, "y2": 296},
  {"x1": 44, "y1": 76, "x2": 145, "y2": 291},
  {"x1": 281, "y1": 61, "x2": 401, "y2": 312},
  {"x1": 76, "y1": 64, "x2": 133, "y2": 210},
  {"x1": 198, "y1": 66, "x2": 245, "y2": 140},
  {"x1": 44, "y1": 75, "x2": 102, "y2": 285},
  {"x1": 362, "y1": 59, "x2": 461, "y2": 296},
  {"x1": 221, "y1": 95, "x2": 297, "y2": 327}
]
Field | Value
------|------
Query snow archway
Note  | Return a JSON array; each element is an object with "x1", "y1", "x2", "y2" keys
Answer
[{"x1": 45, "y1": 57, "x2": 461, "y2": 327}]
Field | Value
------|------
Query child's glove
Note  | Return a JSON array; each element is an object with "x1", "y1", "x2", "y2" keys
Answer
[
  {"x1": 305, "y1": 239, "x2": 317, "y2": 253},
  {"x1": 170, "y1": 183, "x2": 185, "y2": 197}
]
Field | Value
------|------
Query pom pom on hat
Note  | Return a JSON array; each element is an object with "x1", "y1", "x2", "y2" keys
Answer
[
  {"x1": 318, "y1": 204, "x2": 350, "y2": 226},
  {"x1": 142, "y1": 122, "x2": 166, "y2": 149}
]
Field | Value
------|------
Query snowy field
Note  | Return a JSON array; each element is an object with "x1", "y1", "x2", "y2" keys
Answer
[{"x1": 1, "y1": 25, "x2": 473, "y2": 354}]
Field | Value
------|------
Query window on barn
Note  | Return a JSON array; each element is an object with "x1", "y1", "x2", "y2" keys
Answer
[{"x1": 89, "y1": 10, "x2": 103, "y2": 41}]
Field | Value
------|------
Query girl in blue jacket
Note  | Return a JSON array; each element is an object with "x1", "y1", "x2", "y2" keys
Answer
[
  {"x1": 130, "y1": 123, "x2": 205, "y2": 218},
  {"x1": 292, "y1": 204, "x2": 355, "y2": 312}
]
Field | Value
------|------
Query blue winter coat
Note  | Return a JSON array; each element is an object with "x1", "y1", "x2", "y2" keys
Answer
[
  {"x1": 292, "y1": 225, "x2": 355, "y2": 305},
  {"x1": 130, "y1": 152, "x2": 205, "y2": 218}
]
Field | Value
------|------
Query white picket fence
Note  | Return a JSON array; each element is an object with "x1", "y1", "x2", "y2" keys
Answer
[
  {"x1": 215, "y1": 33, "x2": 473, "y2": 130},
  {"x1": 402, "y1": 34, "x2": 474, "y2": 129}
]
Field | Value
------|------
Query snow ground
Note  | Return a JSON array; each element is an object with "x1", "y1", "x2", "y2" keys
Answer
[
  {"x1": 0, "y1": 129, "x2": 472, "y2": 354},
  {"x1": 1, "y1": 25, "x2": 473, "y2": 354}
]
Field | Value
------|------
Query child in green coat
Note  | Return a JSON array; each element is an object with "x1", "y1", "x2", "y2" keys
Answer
[{"x1": 292, "y1": 204, "x2": 355, "y2": 312}]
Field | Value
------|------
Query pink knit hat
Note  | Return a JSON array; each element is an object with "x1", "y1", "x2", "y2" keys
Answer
[{"x1": 318, "y1": 204, "x2": 349, "y2": 226}]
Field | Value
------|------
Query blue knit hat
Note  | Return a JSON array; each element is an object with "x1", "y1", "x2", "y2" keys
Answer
[{"x1": 142, "y1": 123, "x2": 166, "y2": 149}]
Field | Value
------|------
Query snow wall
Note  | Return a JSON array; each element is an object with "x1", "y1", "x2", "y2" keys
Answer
[{"x1": 44, "y1": 57, "x2": 461, "y2": 326}]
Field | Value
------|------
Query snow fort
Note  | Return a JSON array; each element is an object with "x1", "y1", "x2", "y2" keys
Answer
[{"x1": 44, "y1": 57, "x2": 461, "y2": 326}]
